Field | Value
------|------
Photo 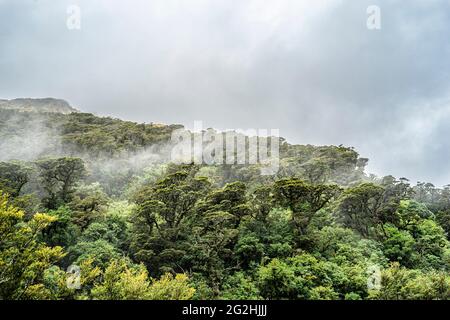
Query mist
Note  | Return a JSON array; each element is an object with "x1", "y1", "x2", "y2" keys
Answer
[
  {"x1": 0, "y1": 112, "x2": 62, "y2": 161},
  {"x1": 0, "y1": 109, "x2": 177, "y2": 199}
]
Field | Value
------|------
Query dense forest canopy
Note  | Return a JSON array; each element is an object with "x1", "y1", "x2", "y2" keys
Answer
[{"x1": 0, "y1": 107, "x2": 449, "y2": 300}]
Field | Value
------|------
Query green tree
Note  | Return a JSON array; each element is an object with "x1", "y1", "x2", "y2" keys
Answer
[
  {"x1": 338, "y1": 183, "x2": 388, "y2": 238},
  {"x1": 370, "y1": 263, "x2": 450, "y2": 300},
  {"x1": 186, "y1": 182, "x2": 251, "y2": 293},
  {"x1": 220, "y1": 272, "x2": 261, "y2": 300},
  {"x1": 257, "y1": 258, "x2": 297, "y2": 299},
  {"x1": 412, "y1": 219, "x2": 449, "y2": 270},
  {"x1": 67, "y1": 239, "x2": 121, "y2": 269},
  {"x1": 36, "y1": 157, "x2": 87, "y2": 208},
  {"x1": 147, "y1": 273, "x2": 196, "y2": 300},
  {"x1": 395, "y1": 200, "x2": 434, "y2": 229},
  {"x1": 0, "y1": 161, "x2": 32, "y2": 197},
  {"x1": 273, "y1": 179, "x2": 340, "y2": 243},
  {"x1": 69, "y1": 183, "x2": 109, "y2": 229},
  {"x1": 0, "y1": 192, "x2": 64, "y2": 299},
  {"x1": 382, "y1": 224, "x2": 416, "y2": 267},
  {"x1": 89, "y1": 258, "x2": 196, "y2": 300},
  {"x1": 90, "y1": 259, "x2": 152, "y2": 300},
  {"x1": 130, "y1": 167, "x2": 211, "y2": 275}
]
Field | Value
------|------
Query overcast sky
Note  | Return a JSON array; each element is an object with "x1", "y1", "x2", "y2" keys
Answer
[{"x1": 0, "y1": 0, "x2": 449, "y2": 185}]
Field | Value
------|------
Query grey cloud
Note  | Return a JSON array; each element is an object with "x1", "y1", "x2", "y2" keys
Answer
[{"x1": 0, "y1": 0, "x2": 449, "y2": 184}]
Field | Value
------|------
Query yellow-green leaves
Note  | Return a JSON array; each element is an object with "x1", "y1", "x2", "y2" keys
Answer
[
  {"x1": 0, "y1": 191, "x2": 64, "y2": 299},
  {"x1": 90, "y1": 259, "x2": 195, "y2": 300},
  {"x1": 147, "y1": 273, "x2": 195, "y2": 300}
]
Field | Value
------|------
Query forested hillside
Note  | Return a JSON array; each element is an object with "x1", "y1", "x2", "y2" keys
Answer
[
  {"x1": 0, "y1": 98, "x2": 78, "y2": 114},
  {"x1": 1, "y1": 108, "x2": 449, "y2": 300}
]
